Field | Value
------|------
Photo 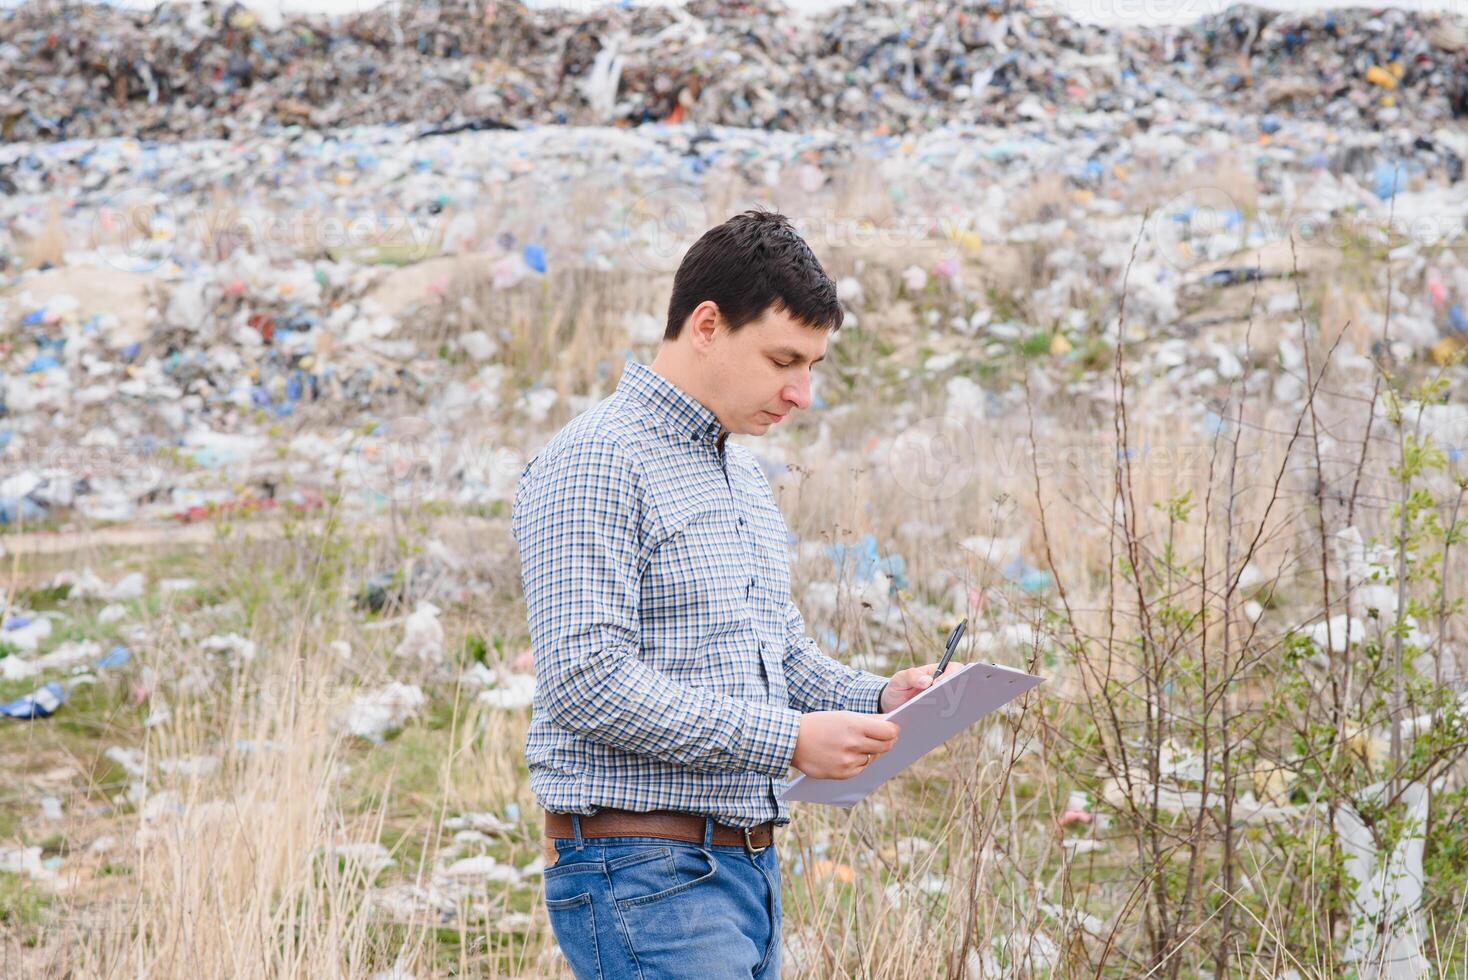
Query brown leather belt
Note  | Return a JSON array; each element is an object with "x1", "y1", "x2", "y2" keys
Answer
[{"x1": 544, "y1": 808, "x2": 775, "y2": 850}]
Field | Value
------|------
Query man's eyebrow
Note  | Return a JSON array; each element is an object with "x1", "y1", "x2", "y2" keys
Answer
[{"x1": 769, "y1": 347, "x2": 826, "y2": 364}]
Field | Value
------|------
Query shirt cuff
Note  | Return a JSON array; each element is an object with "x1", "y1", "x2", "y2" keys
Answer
[
  {"x1": 843, "y1": 671, "x2": 891, "y2": 714},
  {"x1": 734, "y1": 700, "x2": 803, "y2": 777}
]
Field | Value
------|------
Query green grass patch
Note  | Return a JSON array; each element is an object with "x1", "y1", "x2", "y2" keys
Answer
[{"x1": 0, "y1": 872, "x2": 49, "y2": 931}]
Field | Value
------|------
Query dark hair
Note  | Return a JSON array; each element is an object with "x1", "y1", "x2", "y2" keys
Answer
[{"x1": 665, "y1": 209, "x2": 843, "y2": 341}]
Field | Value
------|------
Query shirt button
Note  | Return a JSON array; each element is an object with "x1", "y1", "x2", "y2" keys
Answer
[{"x1": 738, "y1": 517, "x2": 745, "y2": 526}]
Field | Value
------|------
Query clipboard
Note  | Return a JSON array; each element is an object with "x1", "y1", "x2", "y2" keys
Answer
[{"x1": 781, "y1": 661, "x2": 1045, "y2": 807}]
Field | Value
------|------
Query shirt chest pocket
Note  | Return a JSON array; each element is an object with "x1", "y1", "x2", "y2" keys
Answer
[
  {"x1": 742, "y1": 500, "x2": 792, "y2": 602},
  {"x1": 642, "y1": 506, "x2": 751, "y2": 617}
]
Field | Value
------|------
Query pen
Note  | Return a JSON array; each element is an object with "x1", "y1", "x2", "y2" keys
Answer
[{"x1": 932, "y1": 617, "x2": 968, "y2": 680}]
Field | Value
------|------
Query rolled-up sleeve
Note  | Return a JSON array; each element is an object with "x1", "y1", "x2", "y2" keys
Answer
[
  {"x1": 514, "y1": 437, "x2": 802, "y2": 776},
  {"x1": 781, "y1": 596, "x2": 890, "y2": 714}
]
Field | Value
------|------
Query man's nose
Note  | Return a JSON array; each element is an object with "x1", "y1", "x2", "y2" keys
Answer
[{"x1": 783, "y1": 371, "x2": 812, "y2": 410}]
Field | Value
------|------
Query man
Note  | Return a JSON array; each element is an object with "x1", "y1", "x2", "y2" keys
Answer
[{"x1": 512, "y1": 210, "x2": 953, "y2": 979}]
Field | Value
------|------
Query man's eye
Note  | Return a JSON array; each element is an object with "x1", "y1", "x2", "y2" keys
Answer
[{"x1": 772, "y1": 359, "x2": 793, "y2": 369}]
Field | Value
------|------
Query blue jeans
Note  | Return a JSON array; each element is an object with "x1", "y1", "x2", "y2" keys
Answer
[{"x1": 543, "y1": 816, "x2": 781, "y2": 979}]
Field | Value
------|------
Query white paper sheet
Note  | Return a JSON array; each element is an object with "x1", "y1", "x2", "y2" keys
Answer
[{"x1": 780, "y1": 661, "x2": 1045, "y2": 807}]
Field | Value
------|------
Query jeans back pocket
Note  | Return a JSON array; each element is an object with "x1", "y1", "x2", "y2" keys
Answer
[{"x1": 543, "y1": 891, "x2": 601, "y2": 980}]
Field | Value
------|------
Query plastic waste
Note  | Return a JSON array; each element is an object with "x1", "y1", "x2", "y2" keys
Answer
[
  {"x1": 478, "y1": 672, "x2": 536, "y2": 710},
  {"x1": 3, "y1": 615, "x2": 53, "y2": 652},
  {"x1": 826, "y1": 534, "x2": 910, "y2": 594},
  {"x1": 1337, "y1": 782, "x2": 1432, "y2": 978},
  {"x1": 342, "y1": 682, "x2": 426, "y2": 743},
  {"x1": 1001, "y1": 555, "x2": 1053, "y2": 593},
  {"x1": 3, "y1": 3, "x2": 1465, "y2": 140},
  {"x1": 1, "y1": 681, "x2": 67, "y2": 719},
  {"x1": 395, "y1": 602, "x2": 445, "y2": 662}
]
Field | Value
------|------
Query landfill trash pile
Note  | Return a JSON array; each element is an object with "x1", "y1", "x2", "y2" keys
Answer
[
  {"x1": 4, "y1": 0, "x2": 1468, "y2": 142},
  {"x1": 4, "y1": 102, "x2": 1468, "y2": 527},
  {"x1": 1181, "y1": 5, "x2": 1468, "y2": 129}
]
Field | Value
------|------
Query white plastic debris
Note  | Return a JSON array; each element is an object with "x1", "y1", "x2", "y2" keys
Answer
[
  {"x1": 3, "y1": 616, "x2": 53, "y2": 652},
  {"x1": 0, "y1": 845, "x2": 53, "y2": 882},
  {"x1": 458, "y1": 330, "x2": 497, "y2": 361},
  {"x1": 343, "y1": 682, "x2": 426, "y2": 743},
  {"x1": 1306, "y1": 615, "x2": 1365, "y2": 655},
  {"x1": 944, "y1": 375, "x2": 986, "y2": 420},
  {"x1": 369, "y1": 881, "x2": 459, "y2": 922},
  {"x1": 517, "y1": 388, "x2": 559, "y2": 424},
  {"x1": 157, "y1": 755, "x2": 220, "y2": 778},
  {"x1": 201, "y1": 632, "x2": 258, "y2": 662},
  {"x1": 368, "y1": 965, "x2": 417, "y2": 980},
  {"x1": 451, "y1": 830, "x2": 495, "y2": 849},
  {"x1": 460, "y1": 662, "x2": 497, "y2": 688},
  {"x1": 1, "y1": 654, "x2": 40, "y2": 681},
  {"x1": 98, "y1": 603, "x2": 129, "y2": 624},
  {"x1": 54, "y1": 568, "x2": 145, "y2": 601},
  {"x1": 443, "y1": 811, "x2": 517, "y2": 835},
  {"x1": 394, "y1": 601, "x2": 444, "y2": 662},
  {"x1": 493, "y1": 911, "x2": 535, "y2": 932},
  {"x1": 478, "y1": 672, "x2": 536, "y2": 710},
  {"x1": 894, "y1": 836, "x2": 935, "y2": 865},
  {"x1": 330, "y1": 842, "x2": 397, "y2": 875},
  {"x1": 1236, "y1": 563, "x2": 1265, "y2": 591},
  {"x1": 32, "y1": 639, "x2": 101, "y2": 671},
  {"x1": 1040, "y1": 901, "x2": 1105, "y2": 935},
  {"x1": 443, "y1": 855, "x2": 520, "y2": 882},
  {"x1": 105, "y1": 745, "x2": 147, "y2": 778},
  {"x1": 960, "y1": 535, "x2": 1023, "y2": 565},
  {"x1": 883, "y1": 873, "x2": 950, "y2": 908},
  {"x1": 1337, "y1": 782, "x2": 1432, "y2": 979}
]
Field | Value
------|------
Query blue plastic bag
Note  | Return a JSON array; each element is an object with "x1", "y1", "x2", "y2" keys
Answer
[{"x1": 1, "y1": 682, "x2": 67, "y2": 719}]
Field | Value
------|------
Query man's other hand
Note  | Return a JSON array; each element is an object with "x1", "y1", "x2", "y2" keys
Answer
[{"x1": 879, "y1": 663, "x2": 964, "y2": 713}]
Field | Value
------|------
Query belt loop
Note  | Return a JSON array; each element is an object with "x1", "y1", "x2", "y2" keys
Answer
[
  {"x1": 572, "y1": 814, "x2": 585, "y2": 850},
  {"x1": 702, "y1": 816, "x2": 714, "y2": 848}
]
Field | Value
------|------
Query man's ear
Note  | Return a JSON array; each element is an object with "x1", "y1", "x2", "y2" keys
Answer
[{"x1": 686, "y1": 301, "x2": 722, "y2": 352}]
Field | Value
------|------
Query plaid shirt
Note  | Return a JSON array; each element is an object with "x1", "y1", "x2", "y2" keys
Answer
[{"x1": 512, "y1": 360, "x2": 889, "y2": 828}]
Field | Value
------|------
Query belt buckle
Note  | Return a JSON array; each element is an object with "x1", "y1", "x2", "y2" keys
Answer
[{"x1": 742, "y1": 826, "x2": 767, "y2": 856}]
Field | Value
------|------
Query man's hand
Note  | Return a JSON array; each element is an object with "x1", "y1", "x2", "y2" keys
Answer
[
  {"x1": 879, "y1": 663, "x2": 964, "y2": 713},
  {"x1": 792, "y1": 711, "x2": 900, "y2": 780}
]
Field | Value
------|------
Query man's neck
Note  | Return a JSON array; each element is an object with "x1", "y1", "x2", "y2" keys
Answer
[{"x1": 649, "y1": 349, "x2": 730, "y2": 445}]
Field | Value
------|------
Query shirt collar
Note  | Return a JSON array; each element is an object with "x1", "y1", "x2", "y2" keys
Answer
[{"x1": 618, "y1": 359, "x2": 728, "y2": 449}]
